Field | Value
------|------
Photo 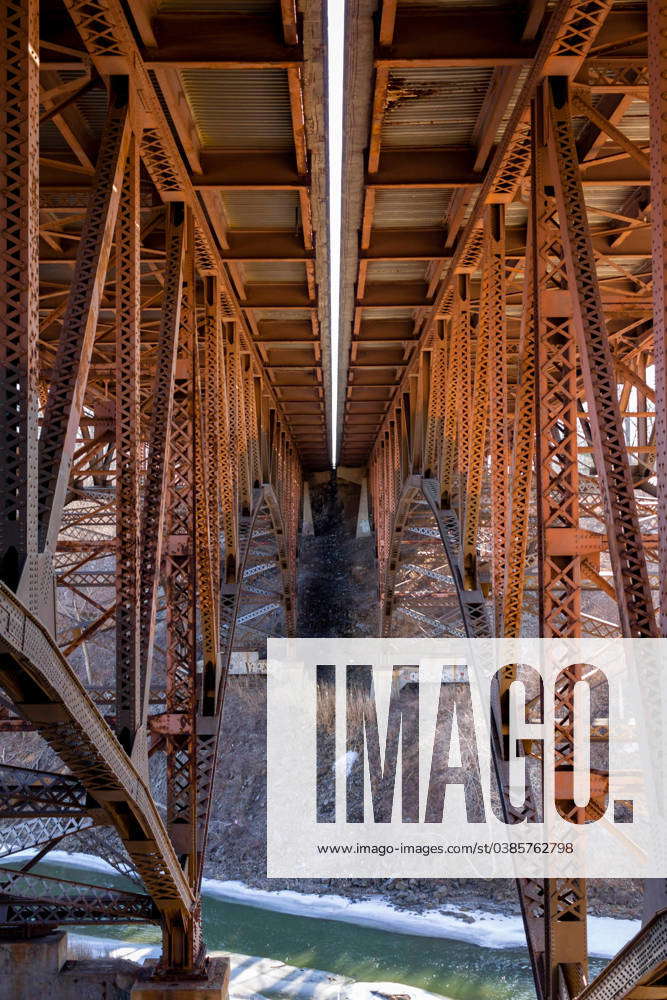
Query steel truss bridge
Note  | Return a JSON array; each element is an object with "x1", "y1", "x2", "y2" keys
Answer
[{"x1": 0, "y1": 0, "x2": 666, "y2": 998}]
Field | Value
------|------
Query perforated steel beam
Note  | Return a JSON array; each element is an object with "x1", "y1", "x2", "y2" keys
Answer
[{"x1": 0, "y1": 0, "x2": 39, "y2": 610}]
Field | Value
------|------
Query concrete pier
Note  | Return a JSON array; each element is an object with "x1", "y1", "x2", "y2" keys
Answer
[
  {"x1": 0, "y1": 931, "x2": 69, "y2": 996},
  {"x1": 131, "y1": 958, "x2": 230, "y2": 999},
  {"x1": 0, "y1": 932, "x2": 228, "y2": 1000}
]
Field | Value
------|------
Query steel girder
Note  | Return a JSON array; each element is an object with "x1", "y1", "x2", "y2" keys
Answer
[
  {"x1": 114, "y1": 131, "x2": 142, "y2": 751},
  {"x1": 0, "y1": 764, "x2": 88, "y2": 819},
  {"x1": 574, "y1": 909, "x2": 667, "y2": 1000},
  {"x1": 0, "y1": 867, "x2": 157, "y2": 928}
]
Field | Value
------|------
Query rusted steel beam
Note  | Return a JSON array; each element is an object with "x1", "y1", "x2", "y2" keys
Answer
[
  {"x1": 574, "y1": 909, "x2": 667, "y2": 999},
  {"x1": 280, "y1": 0, "x2": 298, "y2": 46},
  {"x1": 0, "y1": 0, "x2": 40, "y2": 610},
  {"x1": 0, "y1": 764, "x2": 88, "y2": 818},
  {"x1": 547, "y1": 76, "x2": 657, "y2": 639},
  {"x1": 502, "y1": 216, "x2": 535, "y2": 640},
  {"x1": 115, "y1": 131, "x2": 142, "y2": 755},
  {"x1": 144, "y1": 14, "x2": 304, "y2": 68},
  {"x1": 366, "y1": 149, "x2": 482, "y2": 189},
  {"x1": 378, "y1": 0, "x2": 398, "y2": 47},
  {"x1": 164, "y1": 214, "x2": 198, "y2": 881},
  {"x1": 139, "y1": 204, "x2": 185, "y2": 722},
  {"x1": 375, "y1": 11, "x2": 539, "y2": 67},
  {"x1": 463, "y1": 262, "x2": 491, "y2": 591},
  {"x1": 485, "y1": 204, "x2": 509, "y2": 631},
  {"x1": 0, "y1": 867, "x2": 157, "y2": 927},
  {"x1": 38, "y1": 79, "x2": 131, "y2": 623},
  {"x1": 192, "y1": 152, "x2": 308, "y2": 191},
  {"x1": 533, "y1": 89, "x2": 582, "y2": 642},
  {"x1": 0, "y1": 581, "x2": 194, "y2": 930}
]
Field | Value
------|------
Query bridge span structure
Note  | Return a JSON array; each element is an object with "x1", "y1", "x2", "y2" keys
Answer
[{"x1": 0, "y1": 1, "x2": 665, "y2": 999}]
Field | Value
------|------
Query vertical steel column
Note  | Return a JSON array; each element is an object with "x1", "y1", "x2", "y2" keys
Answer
[
  {"x1": 486, "y1": 204, "x2": 509, "y2": 632},
  {"x1": 463, "y1": 254, "x2": 491, "y2": 590},
  {"x1": 533, "y1": 91, "x2": 581, "y2": 641},
  {"x1": 202, "y1": 276, "x2": 222, "y2": 603},
  {"x1": 439, "y1": 317, "x2": 458, "y2": 509},
  {"x1": 194, "y1": 342, "x2": 219, "y2": 718},
  {"x1": 244, "y1": 357, "x2": 261, "y2": 489},
  {"x1": 193, "y1": 325, "x2": 221, "y2": 885},
  {"x1": 424, "y1": 342, "x2": 441, "y2": 480},
  {"x1": 114, "y1": 132, "x2": 141, "y2": 755},
  {"x1": 456, "y1": 279, "x2": 472, "y2": 520},
  {"x1": 502, "y1": 216, "x2": 535, "y2": 641},
  {"x1": 139, "y1": 204, "x2": 185, "y2": 720},
  {"x1": 227, "y1": 325, "x2": 251, "y2": 515},
  {"x1": 220, "y1": 321, "x2": 238, "y2": 583},
  {"x1": 164, "y1": 212, "x2": 198, "y2": 882},
  {"x1": 547, "y1": 75, "x2": 657, "y2": 638},
  {"x1": 0, "y1": 0, "x2": 39, "y2": 609},
  {"x1": 38, "y1": 79, "x2": 131, "y2": 621},
  {"x1": 533, "y1": 87, "x2": 587, "y2": 1000}
]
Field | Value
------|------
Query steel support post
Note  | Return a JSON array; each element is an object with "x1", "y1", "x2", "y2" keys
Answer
[
  {"x1": 455, "y1": 280, "x2": 472, "y2": 522},
  {"x1": 164, "y1": 212, "x2": 198, "y2": 887},
  {"x1": 463, "y1": 260, "x2": 490, "y2": 590},
  {"x1": 139, "y1": 204, "x2": 185, "y2": 721},
  {"x1": 533, "y1": 90, "x2": 582, "y2": 642},
  {"x1": 220, "y1": 322, "x2": 238, "y2": 583},
  {"x1": 485, "y1": 204, "x2": 509, "y2": 632},
  {"x1": 38, "y1": 79, "x2": 131, "y2": 626},
  {"x1": 502, "y1": 216, "x2": 535, "y2": 641},
  {"x1": 193, "y1": 328, "x2": 221, "y2": 886},
  {"x1": 115, "y1": 131, "x2": 142, "y2": 756},
  {"x1": 439, "y1": 317, "x2": 458, "y2": 509},
  {"x1": 234, "y1": 337, "x2": 252, "y2": 516},
  {"x1": 532, "y1": 86, "x2": 587, "y2": 1000},
  {"x1": 244, "y1": 356, "x2": 261, "y2": 490},
  {"x1": 195, "y1": 335, "x2": 220, "y2": 717},
  {"x1": 424, "y1": 344, "x2": 440, "y2": 480},
  {"x1": 202, "y1": 277, "x2": 223, "y2": 602},
  {"x1": 0, "y1": 0, "x2": 39, "y2": 610},
  {"x1": 226, "y1": 324, "x2": 251, "y2": 516}
]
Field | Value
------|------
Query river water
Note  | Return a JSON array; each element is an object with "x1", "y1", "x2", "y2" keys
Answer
[{"x1": 7, "y1": 857, "x2": 613, "y2": 1000}]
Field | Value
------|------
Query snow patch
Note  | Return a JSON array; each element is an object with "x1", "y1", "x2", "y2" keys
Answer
[
  {"x1": 69, "y1": 935, "x2": 453, "y2": 1000},
  {"x1": 334, "y1": 750, "x2": 358, "y2": 777},
  {"x1": 202, "y1": 878, "x2": 639, "y2": 959}
]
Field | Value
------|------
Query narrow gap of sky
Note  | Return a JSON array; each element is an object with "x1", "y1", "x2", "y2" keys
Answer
[{"x1": 327, "y1": 2, "x2": 344, "y2": 467}]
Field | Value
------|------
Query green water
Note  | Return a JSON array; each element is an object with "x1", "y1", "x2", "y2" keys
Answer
[{"x1": 7, "y1": 860, "x2": 608, "y2": 1000}]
